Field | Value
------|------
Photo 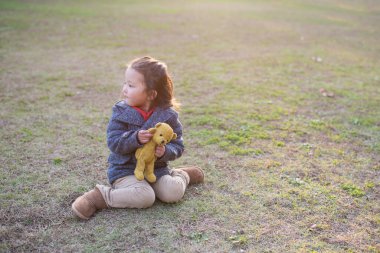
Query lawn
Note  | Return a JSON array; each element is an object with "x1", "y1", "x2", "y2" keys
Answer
[{"x1": 1, "y1": 0, "x2": 379, "y2": 252}]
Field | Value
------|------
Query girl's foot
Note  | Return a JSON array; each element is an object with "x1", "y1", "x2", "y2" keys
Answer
[
  {"x1": 174, "y1": 166, "x2": 204, "y2": 185},
  {"x1": 72, "y1": 187, "x2": 107, "y2": 220}
]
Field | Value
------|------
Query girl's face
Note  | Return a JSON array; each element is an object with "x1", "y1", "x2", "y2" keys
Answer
[{"x1": 122, "y1": 67, "x2": 153, "y2": 111}]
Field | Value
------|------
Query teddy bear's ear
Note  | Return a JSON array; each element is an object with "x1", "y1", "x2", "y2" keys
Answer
[
  {"x1": 172, "y1": 133, "x2": 177, "y2": 140},
  {"x1": 148, "y1": 128, "x2": 157, "y2": 134},
  {"x1": 155, "y1": 123, "x2": 162, "y2": 128}
]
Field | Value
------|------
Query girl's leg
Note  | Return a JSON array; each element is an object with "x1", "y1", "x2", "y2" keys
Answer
[
  {"x1": 97, "y1": 175, "x2": 155, "y2": 209},
  {"x1": 151, "y1": 170, "x2": 189, "y2": 203},
  {"x1": 152, "y1": 166, "x2": 205, "y2": 203}
]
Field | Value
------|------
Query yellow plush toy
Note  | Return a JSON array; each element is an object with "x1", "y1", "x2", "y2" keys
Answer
[{"x1": 135, "y1": 122, "x2": 177, "y2": 183}]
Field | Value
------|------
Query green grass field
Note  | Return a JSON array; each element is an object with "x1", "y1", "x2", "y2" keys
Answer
[{"x1": 1, "y1": 0, "x2": 379, "y2": 252}]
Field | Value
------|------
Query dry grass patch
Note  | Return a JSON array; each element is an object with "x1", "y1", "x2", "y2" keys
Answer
[{"x1": 1, "y1": 0, "x2": 379, "y2": 252}]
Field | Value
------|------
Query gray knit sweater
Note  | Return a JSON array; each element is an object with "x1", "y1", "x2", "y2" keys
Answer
[{"x1": 106, "y1": 101, "x2": 184, "y2": 184}]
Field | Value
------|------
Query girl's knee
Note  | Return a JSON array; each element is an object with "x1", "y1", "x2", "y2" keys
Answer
[
  {"x1": 156, "y1": 182, "x2": 185, "y2": 203},
  {"x1": 132, "y1": 186, "x2": 156, "y2": 208}
]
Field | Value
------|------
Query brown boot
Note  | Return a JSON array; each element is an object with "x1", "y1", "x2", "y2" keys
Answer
[
  {"x1": 71, "y1": 187, "x2": 107, "y2": 220},
  {"x1": 174, "y1": 166, "x2": 204, "y2": 185}
]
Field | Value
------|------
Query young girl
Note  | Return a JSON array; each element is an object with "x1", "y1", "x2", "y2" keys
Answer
[{"x1": 72, "y1": 56, "x2": 204, "y2": 220}]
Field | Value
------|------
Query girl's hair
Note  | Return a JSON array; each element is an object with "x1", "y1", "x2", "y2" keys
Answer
[{"x1": 127, "y1": 56, "x2": 180, "y2": 111}]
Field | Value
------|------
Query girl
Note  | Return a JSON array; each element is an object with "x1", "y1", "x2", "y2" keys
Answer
[{"x1": 72, "y1": 56, "x2": 204, "y2": 220}]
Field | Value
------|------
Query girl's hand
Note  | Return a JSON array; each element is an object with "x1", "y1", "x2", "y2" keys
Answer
[
  {"x1": 138, "y1": 130, "x2": 153, "y2": 144},
  {"x1": 155, "y1": 145, "x2": 165, "y2": 158}
]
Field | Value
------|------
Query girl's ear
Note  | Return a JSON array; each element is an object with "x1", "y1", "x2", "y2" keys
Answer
[
  {"x1": 172, "y1": 133, "x2": 177, "y2": 140},
  {"x1": 148, "y1": 90, "x2": 157, "y2": 101}
]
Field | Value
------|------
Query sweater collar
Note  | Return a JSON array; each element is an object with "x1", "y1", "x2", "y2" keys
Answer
[
  {"x1": 114, "y1": 101, "x2": 175, "y2": 128},
  {"x1": 132, "y1": 106, "x2": 155, "y2": 121}
]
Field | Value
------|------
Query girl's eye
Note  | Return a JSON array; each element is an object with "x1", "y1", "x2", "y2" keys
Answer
[{"x1": 124, "y1": 82, "x2": 134, "y2": 88}]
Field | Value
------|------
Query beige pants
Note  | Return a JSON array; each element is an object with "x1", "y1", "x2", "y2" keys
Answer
[{"x1": 97, "y1": 170, "x2": 189, "y2": 208}]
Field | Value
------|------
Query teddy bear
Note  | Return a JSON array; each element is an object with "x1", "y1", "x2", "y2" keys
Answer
[{"x1": 135, "y1": 122, "x2": 177, "y2": 183}]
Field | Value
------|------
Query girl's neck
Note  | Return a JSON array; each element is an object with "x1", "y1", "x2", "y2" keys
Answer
[{"x1": 138, "y1": 102, "x2": 154, "y2": 112}]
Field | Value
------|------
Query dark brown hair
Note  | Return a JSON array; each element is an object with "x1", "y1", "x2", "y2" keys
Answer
[{"x1": 128, "y1": 56, "x2": 180, "y2": 111}]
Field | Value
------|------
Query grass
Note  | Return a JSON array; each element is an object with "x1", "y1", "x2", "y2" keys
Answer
[{"x1": 1, "y1": 0, "x2": 380, "y2": 252}]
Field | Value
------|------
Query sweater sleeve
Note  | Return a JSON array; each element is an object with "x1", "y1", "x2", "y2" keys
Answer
[
  {"x1": 156, "y1": 114, "x2": 185, "y2": 163},
  {"x1": 107, "y1": 106, "x2": 143, "y2": 155}
]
